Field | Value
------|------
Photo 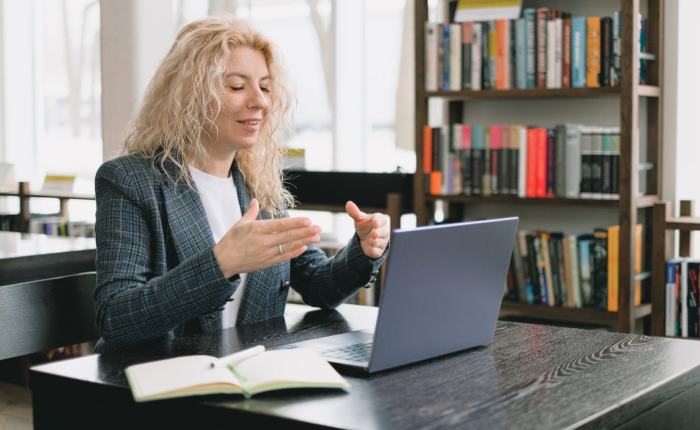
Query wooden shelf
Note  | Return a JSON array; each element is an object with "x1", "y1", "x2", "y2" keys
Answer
[
  {"x1": 500, "y1": 301, "x2": 652, "y2": 327},
  {"x1": 652, "y1": 201, "x2": 698, "y2": 337},
  {"x1": 425, "y1": 194, "x2": 659, "y2": 209},
  {"x1": 421, "y1": 85, "x2": 659, "y2": 101}
]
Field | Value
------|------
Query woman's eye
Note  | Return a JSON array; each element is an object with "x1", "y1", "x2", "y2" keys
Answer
[
  {"x1": 229, "y1": 86, "x2": 243, "y2": 91},
  {"x1": 260, "y1": 87, "x2": 271, "y2": 93}
]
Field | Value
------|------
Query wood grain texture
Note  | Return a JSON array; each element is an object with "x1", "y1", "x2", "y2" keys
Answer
[
  {"x1": 30, "y1": 305, "x2": 700, "y2": 430},
  {"x1": 0, "y1": 272, "x2": 98, "y2": 360}
]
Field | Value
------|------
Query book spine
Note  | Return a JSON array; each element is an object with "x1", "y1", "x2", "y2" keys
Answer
[
  {"x1": 688, "y1": 261, "x2": 699, "y2": 338},
  {"x1": 600, "y1": 17, "x2": 612, "y2": 87},
  {"x1": 592, "y1": 228, "x2": 608, "y2": 311},
  {"x1": 568, "y1": 234, "x2": 582, "y2": 308},
  {"x1": 471, "y1": 125, "x2": 484, "y2": 195},
  {"x1": 536, "y1": 8, "x2": 549, "y2": 88},
  {"x1": 681, "y1": 259, "x2": 689, "y2": 337},
  {"x1": 508, "y1": 125, "x2": 519, "y2": 195},
  {"x1": 564, "y1": 124, "x2": 582, "y2": 198},
  {"x1": 555, "y1": 18, "x2": 563, "y2": 88},
  {"x1": 489, "y1": 20, "x2": 497, "y2": 89},
  {"x1": 442, "y1": 24, "x2": 451, "y2": 91},
  {"x1": 536, "y1": 128, "x2": 547, "y2": 198},
  {"x1": 555, "y1": 124, "x2": 566, "y2": 198},
  {"x1": 542, "y1": 233, "x2": 557, "y2": 306},
  {"x1": 496, "y1": 19, "x2": 507, "y2": 90},
  {"x1": 481, "y1": 21, "x2": 491, "y2": 90},
  {"x1": 518, "y1": 126, "x2": 528, "y2": 198},
  {"x1": 450, "y1": 23, "x2": 462, "y2": 91},
  {"x1": 586, "y1": 17, "x2": 601, "y2": 88},
  {"x1": 425, "y1": 22, "x2": 439, "y2": 92},
  {"x1": 607, "y1": 225, "x2": 620, "y2": 312},
  {"x1": 440, "y1": 125, "x2": 450, "y2": 194},
  {"x1": 613, "y1": 10, "x2": 621, "y2": 87},
  {"x1": 515, "y1": 19, "x2": 527, "y2": 89},
  {"x1": 579, "y1": 128, "x2": 593, "y2": 199},
  {"x1": 526, "y1": 128, "x2": 538, "y2": 198},
  {"x1": 562, "y1": 18, "x2": 571, "y2": 88},
  {"x1": 546, "y1": 19, "x2": 557, "y2": 89},
  {"x1": 524, "y1": 9, "x2": 537, "y2": 88},
  {"x1": 545, "y1": 128, "x2": 556, "y2": 197},
  {"x1": 578, "y1": 234, "x2": 594, "y2": 306},
  {"x1": 529, "y1": 233, "x2": 549, "y2": 305},
  {"x1": 610, "y1": 131, "x2": 620, "y2": 199},
  {"x1": 423, "y1": 125, "x2": 432, "y2": 194},
  {"x1": 462, "y1": 22, "x2": 473, "y2": 90},
  {"x1": 601, "y1": 130, "x2": 612, "y2": 199},
  {"x1": 666, "y1": 260, "x2": 680, "y2": 336},
  {"x1": 430, "y1": 127, "x2": 441, "y2": 195},
  {"x1": 471, "y1": 23, "x2": 482, "y2": 91},
  {"x1": 462, "y1": 124, "x2": 472, "y2": 195},
  {"x1": 571, "y1": 17, "x2": 587, "y2": 88},
  {"x1": 590, "y1": 128, "x2": 604, "y2": 199},
  {"x1": 483, "y1": 126, "x2": 492, "y2": 196},
  {"x1": 518, "y1": 231, "x2": 535, "y2": 303}
]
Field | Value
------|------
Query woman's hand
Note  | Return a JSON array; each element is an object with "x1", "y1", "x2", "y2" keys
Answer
[
  {"x1": 213, "y1": 199, "x2": 322, "y2": 278},
  {"x1": 345, "y1": 201, "x2": 390, "y2": 259}
]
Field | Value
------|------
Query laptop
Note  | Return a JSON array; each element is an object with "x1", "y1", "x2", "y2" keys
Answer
[{"x1": 280, "y1": 217, "x2": 519, "y2": 374}]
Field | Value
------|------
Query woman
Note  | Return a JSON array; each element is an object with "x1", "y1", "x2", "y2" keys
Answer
[{"x1": 93, "y1": 17, "x2": 389, "y2": 353}]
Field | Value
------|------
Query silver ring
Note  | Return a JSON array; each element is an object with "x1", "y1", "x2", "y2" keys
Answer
[{"x1": 278, "y1": 243, "x2": 284, "y2": 255}]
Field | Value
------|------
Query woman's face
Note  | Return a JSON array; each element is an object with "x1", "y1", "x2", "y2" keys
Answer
[{"x1": 211, "y1": 47, "x2": 271, "y2": 155}]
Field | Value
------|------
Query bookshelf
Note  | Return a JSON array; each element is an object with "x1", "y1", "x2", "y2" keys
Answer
[
  {"x1": 413, "y1": 0, "x2": 664, "y2": 333},
  {"x1": 0, "y1": 182, "x2": 95, "y2": 233},
  {"x1": 651, "y1": 200, "x2": 698, "y2": 337}
]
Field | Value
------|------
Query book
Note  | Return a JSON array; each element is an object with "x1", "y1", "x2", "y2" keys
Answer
[
  {"x1": 592, "y1": 227, "x2": 609, "y2": 310},
  {"x1": 571, "y1": 16, "x2": 587, "y2": 88},
  {"x1": 462, "y1": 22, "x2": 473, "y2": 90},
  {"x1": 586, "y1": 16, "x2": 601, "y2": 88},
  {"x1": 562, "y1": 17, "x2": 571, "y2": 88},
  {"x1": 442, "y1": 24, "x2": 451, "y2": 91},
  {"x1": 688, "y1": 261, "x2": 700, "y2": 338},
  {"x1": 607, "y1": 225, "x2": 620, "y2": 312},
  {"x1": 536, "y1": 8, "x2": 549, "y2": 88},
  {"x1": 523, "y1": 8, "x2": 537, "y2": 88},
  {"x1": 666, "y1": 259, "x2": 682, "y2": 336},
  {"x1": 515, "y1": 18, "x2": 527, "y2": 89},
  {"x1": 578, "y1": 234, "x2": 594, "y2": 306},
  {"x1": 472, "y1": 22, "x2": 483, "y2": 91},
  {"x1": 425, "y1": 22, "x2": 439, "y2": 92},
  {"x1": 125, "y1": 346, "x2": 350, "y2": 402},
  {"x1": 612, "y1": 10, "x2": 621, "y2": 86},
  {"x1": 450, "y1": 23, "x2": 463, "y2": 91}
]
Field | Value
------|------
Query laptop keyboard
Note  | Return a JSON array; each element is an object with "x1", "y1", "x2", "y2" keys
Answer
[{"x1": 319, "y1": 341, "x2": 373, "y2": 363}]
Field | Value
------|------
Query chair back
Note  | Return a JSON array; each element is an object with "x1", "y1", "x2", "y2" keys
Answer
[{"x1": 0, "y1": 272, "x2": 98, "y2": 360}]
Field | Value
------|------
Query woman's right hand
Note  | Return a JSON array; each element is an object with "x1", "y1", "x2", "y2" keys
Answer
[{"x1": 213, "y1": 199, "x2": 322, "y2": 278}]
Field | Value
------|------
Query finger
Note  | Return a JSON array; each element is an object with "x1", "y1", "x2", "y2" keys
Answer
[
  {"x1": 268, "y1": 224, "x2": 322, "y2": 247},
  {"x1": 256, "y1": 216, "x2": 313, "y2": 234},
  {"x1": 283, "y1": 232, "x2": 321, "y2": 252},
  {"x1": 270, "y1": 244, "x2": 308, "y2": 265},
  {"x1": 239, "y1": 199, "x2": 260, "y2": 224},
  {"x1": 345, "y1": 201, "x2": 368, "y2": 222}
]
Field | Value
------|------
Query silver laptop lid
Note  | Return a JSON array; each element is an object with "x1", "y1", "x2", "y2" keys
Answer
[{"x1": 368, "y1": 217, "x2": 518, "y2": 373}]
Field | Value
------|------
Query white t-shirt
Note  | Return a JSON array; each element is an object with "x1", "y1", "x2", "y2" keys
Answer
[{"x1": 188, "y1": 165, "x2": 247, "y2": 329}]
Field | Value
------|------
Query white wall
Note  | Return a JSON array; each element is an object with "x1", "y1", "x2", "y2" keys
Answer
[{"x1": 100, "y1": 0, "x2": 174, "y2": 160}]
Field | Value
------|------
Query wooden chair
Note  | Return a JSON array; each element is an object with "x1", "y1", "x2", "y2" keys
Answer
[{"x1": 0, "y1": 272, "x2": 98, "y2": 429}]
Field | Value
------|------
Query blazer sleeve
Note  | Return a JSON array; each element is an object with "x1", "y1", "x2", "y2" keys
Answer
[
  {"x1": 93, "y1": 162, "x2": 235, "y2": 350},
  {"x1": 290, "y1": 228, "x2": 388, "y2": 309}
]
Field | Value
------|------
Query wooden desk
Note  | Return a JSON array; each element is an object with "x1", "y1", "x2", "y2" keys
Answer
[
  {"x1": 30, "y1": 304, "x2": 700, "y2": 430},
  {"x1": 0, "y1": 231, "x2": 95, "y2": 286}
]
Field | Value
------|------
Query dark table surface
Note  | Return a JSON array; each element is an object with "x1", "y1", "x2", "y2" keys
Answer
[
  {"x1": 30, "y1": 303, "x2": 700, "y2": 430},
  {"x1": 0, "y1": 231, "x2": 95, "y2": 285}
]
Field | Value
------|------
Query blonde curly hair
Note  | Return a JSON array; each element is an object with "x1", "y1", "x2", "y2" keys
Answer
[{"x1": 121, "y1": 16, "x2": 295, "y2": 216}]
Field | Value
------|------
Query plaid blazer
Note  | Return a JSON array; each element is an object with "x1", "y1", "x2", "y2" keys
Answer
[{"x1": 93, "y1": 155, "x2": 385, "y2": 353}]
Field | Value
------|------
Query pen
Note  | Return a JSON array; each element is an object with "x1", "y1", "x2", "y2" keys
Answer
[{"x1": 210, "y1": 345, "x2": 265, "y2": 369}]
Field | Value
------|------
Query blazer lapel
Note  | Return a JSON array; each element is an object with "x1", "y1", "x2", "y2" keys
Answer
[{"x1": 160, "y1": 158, "x2": 215, "y2": 264}]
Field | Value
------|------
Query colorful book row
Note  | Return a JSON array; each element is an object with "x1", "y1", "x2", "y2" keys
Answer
[
  {"x1": 504, "y1": 225, "x2": 643, "y2": 312},
  {"x1": 665, "y1": 259, "x2": 700, "y2": 338},
  {"x1": 425, "y1": 8, "x2": 651, "y2": 92},
  {"x1": 423, "y1": 124, "x2": 621, "y2": 200}
]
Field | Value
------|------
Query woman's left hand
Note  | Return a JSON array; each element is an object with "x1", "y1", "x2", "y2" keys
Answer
[{"x1": 345, "y1": 201, "x2": 390, "y2": 259}]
